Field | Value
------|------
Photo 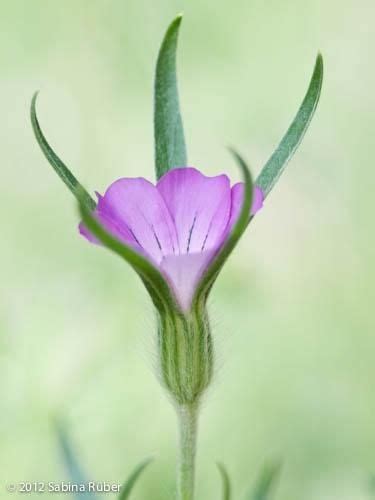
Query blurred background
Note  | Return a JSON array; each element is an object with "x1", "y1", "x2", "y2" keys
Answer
[{"x1": 1, "y1": 0, "x2": 374, "y2": 498}]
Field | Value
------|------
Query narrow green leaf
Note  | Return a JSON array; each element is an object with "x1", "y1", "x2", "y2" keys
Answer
[
  {"x1": 256, "y1": 54, "x2": 324, "y2": 197},
  {"x1": 193, "y1": 148, "x2": 253, "y2": 305},
  {"x1": 31, "y1": 93, "x2": 177, "y2": 312},
  {"x1": 55, "y1": 420, "x2": 98, "y2": 500},
  {"x1": 249, "y1": 462, "x2": 281, "y2": 500},
  {"x1": 118, "y1": 458, "x2": 153, "y2": 500},
  {"x1": 78, "y1": 196, "x2": 178, "y2": 312},
  {"x1": 154, "y1": 14, "x2": 187, "y2": 179},
  {"x1": 30, "y1": 92, "x2": 96, "y2": 210},
  {"x1": 217, "y1": 462, "x2": 231, "y2": 500}
]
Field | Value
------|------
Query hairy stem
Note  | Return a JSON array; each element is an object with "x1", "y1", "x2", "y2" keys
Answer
[{"x1": 177, "y1": 403, "x2": 199, "y2": 500}]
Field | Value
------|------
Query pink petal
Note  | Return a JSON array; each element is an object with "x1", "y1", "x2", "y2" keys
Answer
[
  {"x1": 79, "y1": 210, "x2": 143, "y2": 254},
  {"x1": 228, "y1": 184, "x2": 264, "y2": 230},
  {"x1": 160, "y1": 250, "x2": 216, "y2": 311},
  {"x1": 252, "y1": 186, "x2": 264, "y2": 214},
  {"x1": 157, "y1": 167, "x2": 231, "y2": 254},
  {"x1": 81, "y1": 178, "x2": 178, "y2": 263}
]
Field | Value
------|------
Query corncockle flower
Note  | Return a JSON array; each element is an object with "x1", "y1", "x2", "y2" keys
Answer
[
  {"x1": 31, "y1": 13, "x2": 322, "y2": 500},
  {"x1": 79, "y1": 168, "x2": 264, "y2": 312}
]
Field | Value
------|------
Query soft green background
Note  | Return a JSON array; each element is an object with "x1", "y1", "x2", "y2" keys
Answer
[{"x1": 1, "y1": 1, "x2": 374, "y2": 499}]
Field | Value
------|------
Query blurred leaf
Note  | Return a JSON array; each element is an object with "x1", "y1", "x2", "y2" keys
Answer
[
  {"x1": 256, "y1": 54, "x2": 324, "y2": 198},
  {"x1": 194, "y1": 148, "x2": 253, "y2": 305},
  {"x1": 217, "y1": 462, "x2": 231, "y2": 500},
  {"x1": 30, "y1": 92, "x2": 96, "y2": 210},
  {"x1": 78, "y1": 196, "x2": 178, "y2": 312},
  {"x1": 154, "y1": 14, "x2": 187, "y2": 179},
  {"x1": 248, "y1": 462, "x2": 281, "y2": 500},
  {"x1": 56, "y1": 421, "x2": 98, "y2": 500},
  {"x1": 367, "y1": 474, "x2": 375, "y2": 495},
  {"x1": 118, "y1": 458, "x2": 153, "y2": 499}
]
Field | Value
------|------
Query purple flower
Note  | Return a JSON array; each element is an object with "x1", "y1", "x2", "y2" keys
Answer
[{"x1": 80, "y1": 167, "x2": 263, "y2": 311}]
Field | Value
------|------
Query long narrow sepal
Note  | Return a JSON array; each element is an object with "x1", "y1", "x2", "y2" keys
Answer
[
  {"x1": 193, "y1": 148, "x2": 253, "y2": 305},
  {"x1": 256, "y1": 54, "x2": 324, "y2": 197},
  {"x1": 30, "y1": 92, "x2": 96, "y2": 210},
  {"x1": 55, "y1": 421, "x2": 98, "y2": 500},
  {"x1": 154, "y1": 14, "x2": 187, "y2": 179},
  {"x1": 118, "y1": 458, "x2": 153, "y2": 500},
  {"x1": 248, "y1": 462, "x2": 281, "y2": 500},
  {"x1": 216, "y1": 462, "x2": 232, "y2": 500},
  {"x1": 78, "y1": 195, "x2": 178, "y2": 312}
]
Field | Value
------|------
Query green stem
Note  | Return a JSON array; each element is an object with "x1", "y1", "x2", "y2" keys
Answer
[{"x1": 177, "y1": 403, "x2": 199, "y2": 500}]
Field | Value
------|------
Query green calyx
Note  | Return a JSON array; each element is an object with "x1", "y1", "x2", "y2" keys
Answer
[{"x1": 158, "y1": 304, "x2": 213, "y2": 406}]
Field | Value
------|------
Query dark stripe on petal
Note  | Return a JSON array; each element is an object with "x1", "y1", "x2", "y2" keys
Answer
[
  {"x1": 151, "y1": 225, "x2": 163, "y2": 251},
  {"x1": 200, "y1": 219, "x2": 214, "y2": 251},
  {"x1": 126, "y1": 226, "x2": 142, "y2": 247},
  {"x1": 186, "y1": 213, "x2": 198, "y2": 253}
]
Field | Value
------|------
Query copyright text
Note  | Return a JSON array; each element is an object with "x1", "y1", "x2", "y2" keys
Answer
[{"x1": 5, "y1": 481, "x2": 121, "y2": 494}]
